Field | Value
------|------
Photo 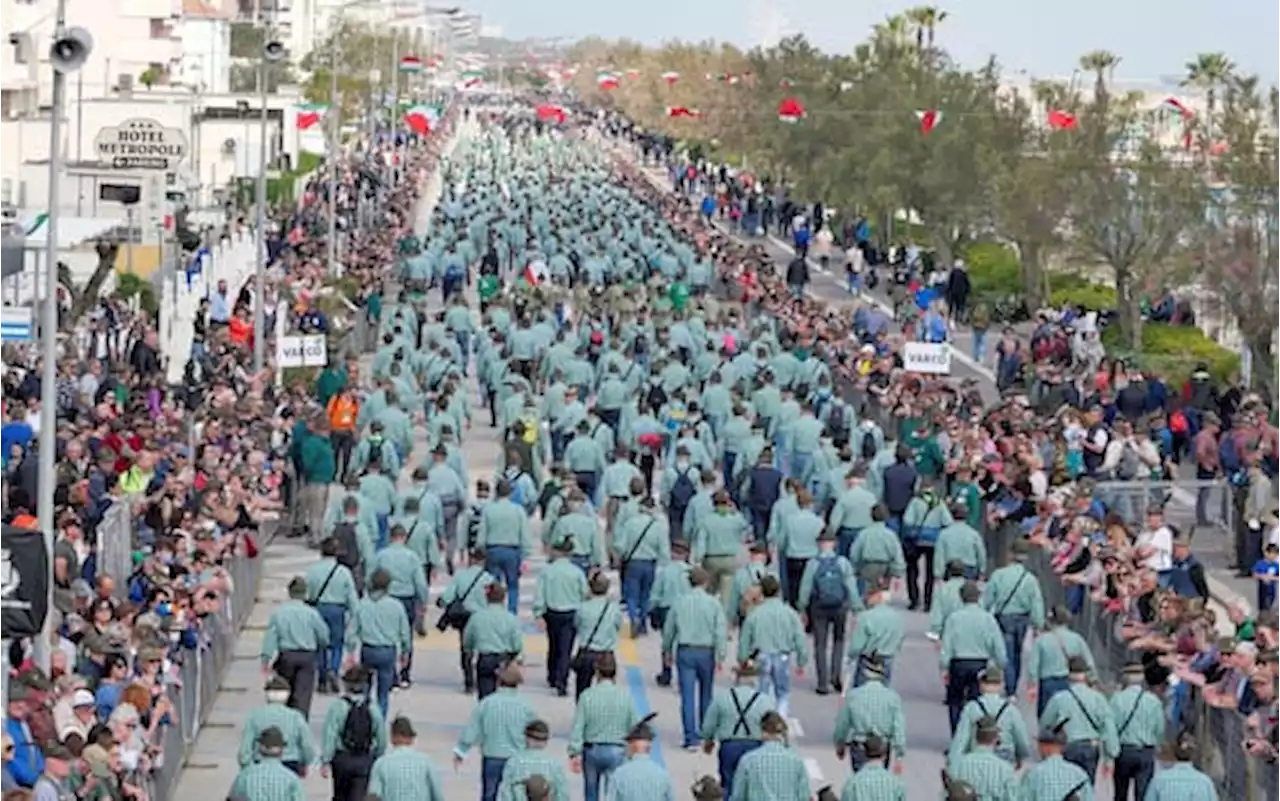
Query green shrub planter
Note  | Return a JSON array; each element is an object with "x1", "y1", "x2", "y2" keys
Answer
[{"x1": 1101, "y1": 322, "x2": 1240, "y2": 386}]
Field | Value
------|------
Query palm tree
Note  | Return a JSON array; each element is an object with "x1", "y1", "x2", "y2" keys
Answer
[
  {"x1": 906, "y1": 5, "x2": 948, "y2": 51},
  {"x1": 1182, "y1": 52, "x2": 1235, "y2": 122},
  {"x1": 872, "y1": 14, "x2": 911, "y2": 51},
  {"x1": 1078, "y1": 50, "x2": 1121, "y2": 107}
]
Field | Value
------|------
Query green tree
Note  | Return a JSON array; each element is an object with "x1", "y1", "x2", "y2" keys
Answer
[
  {"x1": 1198, "y1": 81, "x2": 1278, "y2": 396},
  {"x1": 1078, "y1": 50, "x2": 1121, "y2": 106},
  {"x1": 300, "y1": 20, "x2": 404, "y2": 121},
  {"x1": 1182, "y1": 51, "x2": 1235, "y2": 152},
  {"x1": 138, "y1": 65, "x2": 164, "y2": 89},
  {"x1": 57, "y1": 241, "x2": 120, "y2": 328},
  {"x1": 1066, "y1": 136, "x2": 1206, "y2": 349}
]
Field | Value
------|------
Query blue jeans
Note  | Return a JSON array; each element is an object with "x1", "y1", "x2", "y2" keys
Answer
[
  {"x1": 1065, "y1": 584, "x2": 1085, "y2": 616},
  {"x1": 360, "y1": 645, "x2": 397, "y2": 719},
  {"x1": 721, "y1": 452, "x2": 737, "y2": 490},
  {"x1": 485, "y1": 546, "x2": 522, "y2": 614},
  {"x1": 718, "y1": 739, "x2": 763, "y2": 793},
  {"x1": 480, "y1": 756, "x2": 506, "y2": 801},
  {"x1": 996, "y1": 614, "x2": 1030, "y2": 697},
  {"x1": 1038, "y1": 676, "x2": 1070, "y2": 718},
  {"x1": 376, "y1": 514, "x2": 390, "y2": 550},
  {"x1": 676, "y1": 647, "x2": 716, "y2": 746},
  {"x1": 972, "y1": 329, "x2": 988, "y2": 364},
  {"x1": 394, "y1": 596, "x2": 417, "y2": 682},
  {"x1": 789, "y1": 451, "x2": 813, "y2": 484},
  {"x1": 756, "y1": 652, "x2": 792, "y2": 717},
  {"x1": 316, "y1": 603, "x2": 345, "y2": 681},
  {"x1": 455, "y1": 331, "x2": 471, "y2": 374},
  {"x1": 837, "y1": 527, "x2": 862, "y2": 561},
  {"x1": 582, "y1": 744, "x2": 626, "y2": 801},
  {"x1": 623, "y1": 560, "x2": 657, "y2": 630}
]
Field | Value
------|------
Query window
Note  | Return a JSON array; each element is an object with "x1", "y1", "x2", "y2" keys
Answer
[{"x1": 149, "y1": 18, "x2": 173, "y2": 38}]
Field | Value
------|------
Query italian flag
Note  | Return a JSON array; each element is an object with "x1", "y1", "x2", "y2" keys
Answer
[
  {"x1": 523, "y1": 260, "x2": 547, "y2": 286},
  {"x1": 398, "y1": 56, "x2": 423, "y2": 73},
  {"x1": 460, "y1": 69, "x2": 485, "y2": 88},
  {"x1": 596, "y1": 71, "x2": 619, "y2": 90},
  {"x1": 295, "y1": 103, "x2": 327, "y2": 130},
  {"x1": 403, "y1": 104, "x2": 438, "y2": 135}
]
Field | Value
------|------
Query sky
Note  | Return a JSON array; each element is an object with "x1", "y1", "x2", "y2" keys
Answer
[{"x1": 462, "y1": 0, "x2": 1278, "y2": 87}]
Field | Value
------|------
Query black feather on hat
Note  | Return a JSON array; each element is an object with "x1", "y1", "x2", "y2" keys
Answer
[{"x1": 625, "y1": 713, "x2": 658, "y2": 742}]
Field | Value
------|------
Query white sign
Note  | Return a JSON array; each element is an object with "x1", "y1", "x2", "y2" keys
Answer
[
  {"x1": 95, "y1": 118, "x2": 190, "y2": 172},
  {"x1": 276, "y1": 334, "x2": 329, "y2": 368},
  {"x1": 0, "y1": 306, "x2": 33, "y2": 342},
  {"x1": 902, "y1": 341, "x2": 952, "y2": 374}
]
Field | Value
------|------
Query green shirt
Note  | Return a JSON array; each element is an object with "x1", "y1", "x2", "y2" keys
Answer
[
  {"x1": 662, "y1": 587, "x2": 728, "y2": 662},
  {"x1": 982, "y1": 562, "x2": 1046, "y2": 629},
  {"x1": 575, "y1": 598, "x2": 623, "y2": 652},
  {"x1": 532, "y1": 558, "x2": 589, "y2": 616},
  {"x1": 947, "y1": 748, "x2": 1016, "y2": 801},
  {"x1": 237, "y1": 704, "x2": 316, "y2": 767},
  {"x1": 737, "y1": 599, "x2": 808, "y2": 667},
  {"x1": 838, "y1": 764, "x2": 906, "y2": 801},
  {"x1": 939, "y1": 604, "x2": 1007, "y2": 668},
  {"x1": 948, "y1": 692, "x2": 1032, "y2": 766},
  {"x1": 1016, "y1": 755, "x2": 1095, "y2": 801},
  {"x1": 455, "y1": 688, "x2": 537, "y2": 759},
  {"x1": 496, "y1": 748, "x2": 572, "y2": 801},
  {"x1": 462, "y1": 604, "x2": 524, "y2": 657},
  {"x1": 228, "y1": 758, "x2": 306, "y2": 801},
  {"x1": 367, "y1": 747, "x2": 447, "y2": 801},
  {"x1": 261, "y1": 600, "x2": 329, "y2": 664},
  {"x1": 345, "y1": 593, "x2": 412, "y2": 659},
  {"x1": 320, "y1": 696, "x2": 387, "y2": 763},
  {"x1": 1040, "y1": 681, "x2": 1119, "y2": 759},
  {"x1": 1110, "y1": 686, "x2": 1166, "y2": 748},
  {"x1": 846, "y1": 603, "x2": 904, "y2": 661},
  {"x1": 569, "y1": 680, "x2": 639, "y2": 754},
  {"x1": 731, "y1": 740, "x2": 810, "y2": 801},
  {"x1": 833, "y1": 679, "x2": 907, "y2": 758},
  {"x1": 700, "y1": 684, "x2": 776, "y2": 742}
]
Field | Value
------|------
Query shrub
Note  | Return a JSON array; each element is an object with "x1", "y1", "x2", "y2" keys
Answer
[
  {"x1": 1049, "y1": 282, "x2": 1117, "y2": 312},
  {"x1": 1101, "y1": 322, "x2": 1240, "y2": 386},
  {"x1": 962, "y1": 242, "x2": 1021, "y2": 297},
  {"x1": 113, "y1": 272, "x2": 159, "y2": 319}
]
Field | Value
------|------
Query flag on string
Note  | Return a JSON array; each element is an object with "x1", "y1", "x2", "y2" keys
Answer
[
  {"x1": 403, "y1": 104, "x2": 436, "y2": 135},
  {"x1": 667, "y1": 106, "x2": 700, "y2": 119},
  {"x1": 777, "y1": 97, "x2": 805, "y2": 123},
  {"x1": 536, "y1": 103, "x2": 567, "y2": 124},
  {"x1": 597, "y1": 71, "x2": 620, "y2": 90},
  {"x1": 661, "y1": 70, "x2": 680, "y2": 85},
  {"x1": 295, "y1": 103, "x2": 327, "y2": 130},
  {"x1": 626, "y1": 68, "x2": 640, "y2": 79},
  {"x1": 398, "y1": 56, "x2": 423, "y2": 73},
  {"x1": 1046, "y1": 109, "x2": 1078, "y2": 130},
  {"x1": 1161, "y1": 97, "x2": 1195, "y2": 119},
  {"x1": 459, "y1": 69, "x2": 484, "y2": 88},
  {"x1": 915, "y1": 109, "x2": 942, "y2": 134}
]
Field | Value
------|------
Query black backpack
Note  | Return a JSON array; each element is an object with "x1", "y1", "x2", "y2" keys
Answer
[
  {"x1": 341, "y1": 699, "x2": 374, "y2": 754},
  {"x1": 668, "y1": 469, "x2": 697, "y2": 526},
  {"x1": 860, "y1": 430, "x2": 878, "y2": 461},
  {"x1": 333, "y1": 522, "x2": 361, "y2": 569},
  {"x1": 645, "y1": 382, "x2": 668, "y2": 412},
  {"x1": 825, "y1": 404, "x2": 846, "y2": 438}
]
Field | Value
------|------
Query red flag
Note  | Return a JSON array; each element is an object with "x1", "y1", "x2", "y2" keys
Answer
[
  {"x1": 1046, "y1": 109, "x2": 1078, "y2": 130},
  {"x1": 777, "y1": 97, "x2": 805, "y2": 123},
  {"x1": 666, "y1": 106, "x2": 700, "y2": 119},
  {"x1": 535, "y1": 104, "x2": 567, "y2": 124},
  {"x1": 915, "y1": 109, "x2": 942, "y2": 134}
]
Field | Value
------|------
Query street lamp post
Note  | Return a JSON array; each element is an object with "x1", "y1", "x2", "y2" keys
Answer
[{"x1": 327, "y1": 36, "x2": 340, "y2": 277}]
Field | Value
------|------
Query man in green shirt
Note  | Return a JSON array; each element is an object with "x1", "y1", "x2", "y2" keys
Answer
[{"x1": 569, "y1": 653, "x2": 639, "y2": 801}]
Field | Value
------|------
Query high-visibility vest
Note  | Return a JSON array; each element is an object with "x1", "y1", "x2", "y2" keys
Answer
[{"x1": 328, "y1": 396, "x2": 357, "y2": 431}]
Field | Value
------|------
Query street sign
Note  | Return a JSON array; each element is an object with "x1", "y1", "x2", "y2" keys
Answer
[
  {"x1": 94, "y1": 118, "x2": 189, "y2": 172},
  {"x1": 276, "y1": 334, "x2": 328, "y2": 368},
  {"x1": 0, "y1": 305, "x2": 34, "y2": 342},
  {"x1": 902, "y1": 341, "x2": 952, "y2": 375}
]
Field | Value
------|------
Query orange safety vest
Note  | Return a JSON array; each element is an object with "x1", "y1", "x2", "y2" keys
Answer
[{"x1": 327, "y1": 396, "x2": 358, "y2": 431}]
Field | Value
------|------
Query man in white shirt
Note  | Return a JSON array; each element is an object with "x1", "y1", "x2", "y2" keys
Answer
[{"x1": 1136, "y1": 505, "x2": 1174, "y2": 587}]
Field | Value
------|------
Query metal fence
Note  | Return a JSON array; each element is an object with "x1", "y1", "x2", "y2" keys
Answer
[
  {"x1": 139, "y1": 521, "x2": 275, "y2": 801},
  {"x1": 96, "y1": 498, "x2": 137, "y2": 595},
  {"x1": 1019, "y1": 541, "x2": 1276, "y2": 801}
]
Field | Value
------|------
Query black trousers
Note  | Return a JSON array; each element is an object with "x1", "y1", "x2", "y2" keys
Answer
[
  {"x1": 1114, "y1": 745, "x2": 1156, "y2": 801},
  {"x1": 274, "y1": 649, "x2": 318, "y2": 720},
  {"x1": 810, "y1": 607, "x2": 848, "y2": 691},
  {"x1": 544, "y1": 610, "x2": 577, "y2": 692},
  {"x1": 330, "y1": 752, "x2": 374, "y2": 801},
  {"x1": 784, "y1": 558, "x2": 807, "y2": 608},
  {"x1": 475, "y1": 652, "x2": 512, "y2": 700},
  {"x1": 945, "y1": 658, "x2": 987, "y2": 735},
  {"x1": 904, "y1": 543, "x2": 935, "y2": 609},
  {"x1": 573, "y1": 649, "x2": 605, "y2": 700}
]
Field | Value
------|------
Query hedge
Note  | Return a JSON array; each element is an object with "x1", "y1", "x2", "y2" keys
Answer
[
  {"x1": 963, "y1": 242, "x2": 1117, "y2": 310},
  {"x1": 1101, "y1": 322, "x2": 1240, "y2": 386}
]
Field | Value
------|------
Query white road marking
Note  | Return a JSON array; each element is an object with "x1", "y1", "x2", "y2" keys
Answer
[
  {"x1": 788, "y1": 716, "x2": 804, "y2": 738},
  {"x1": 804, "y1": 757, "x2": 825, "y2": 783}
]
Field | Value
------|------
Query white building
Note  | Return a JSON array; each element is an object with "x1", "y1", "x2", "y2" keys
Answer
[
  {"x1": 1, "y1": 0, "x2": 184, "y2": 111},
  {"x1": 2, "y1": 89, "x2": 307, "y2": 213},
  {"x1": 177, "y1": 0, "x2": 233, "y2": 94}
]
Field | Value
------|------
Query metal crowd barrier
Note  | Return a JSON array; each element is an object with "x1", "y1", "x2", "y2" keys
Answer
[
  {"x1": 141, "y1": 520, "x2": 276, "y2": 801},
  {"x1": 1017, "y1": 530, "x2": 1274, "y2": 800}
]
